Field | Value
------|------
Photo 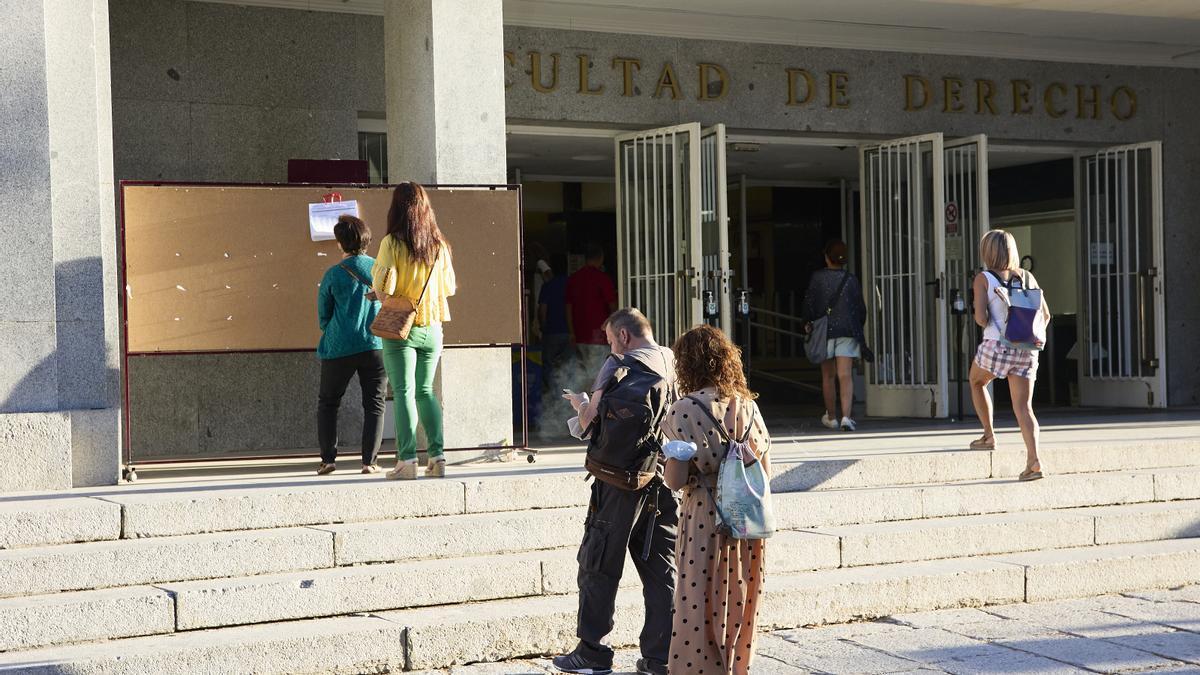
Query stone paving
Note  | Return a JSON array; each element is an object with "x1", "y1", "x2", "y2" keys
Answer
[{"x1": 424, "y1": 586, "x2": 1200, "y2": 674}]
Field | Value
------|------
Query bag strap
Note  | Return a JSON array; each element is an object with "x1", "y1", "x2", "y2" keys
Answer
[
  {"x1": 412, "y1": 247, "x2": 441, "y2": 308},
  {"x1": 339, "y1": 262, "x2": 371, "y2": 287},
  {"x1": 825, "y1": 270, "x2": 851, "y2": 316},
  {"x1": 685, "y1": 394, "x2": 733, "y2": 444},
  {"x1": 683, "y1": 395, "x2": 756, "y2": 448}
]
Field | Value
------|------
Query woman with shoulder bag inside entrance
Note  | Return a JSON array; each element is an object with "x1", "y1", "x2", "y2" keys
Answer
[
  {"x1": 801, "y1": 240, "x2": 867, "y2": 431},
  {"x1": 371, "y1": 182, "x2": 457, "y2": 480},
  {"x1": 969, "y1": 229, "x2": 1051, "y2": 481},
  {"x1": 661, "y1": 324, "x2": 773, "y2": 675}
]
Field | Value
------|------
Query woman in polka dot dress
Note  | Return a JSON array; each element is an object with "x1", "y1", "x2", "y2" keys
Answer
[{"x1": 661, "y1": 325, "x2": 771, "y2": 675}]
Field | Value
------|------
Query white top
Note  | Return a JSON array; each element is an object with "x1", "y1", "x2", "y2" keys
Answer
[{"x1": 981, "y1": 270, "x2": 1012, "y2": 342}]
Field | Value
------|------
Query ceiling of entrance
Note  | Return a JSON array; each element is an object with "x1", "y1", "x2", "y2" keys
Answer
[
  {"x1": 198, "y1": 0, "x2": 1200, "y2": 67},
  {"x1": 506, "y1": 130, "x2": 1072, "y2": 183}
]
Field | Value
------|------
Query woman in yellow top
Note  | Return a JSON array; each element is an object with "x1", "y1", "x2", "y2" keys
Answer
[{"x1": 371, "y1": 183, "x2": 457, "y2": 480}]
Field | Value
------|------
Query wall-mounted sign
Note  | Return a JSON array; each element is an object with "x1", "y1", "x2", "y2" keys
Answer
[
  {"x1": 945, "y1": 201, "x2": 960, "y2": 235},
  {"x1": 502, "y1": 50, "x2": 1140, "y2": 121}
]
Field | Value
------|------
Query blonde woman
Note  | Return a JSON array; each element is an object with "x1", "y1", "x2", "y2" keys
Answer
[{"x1": 969, "y1": 230, "x2": 1050, "y2": 481}]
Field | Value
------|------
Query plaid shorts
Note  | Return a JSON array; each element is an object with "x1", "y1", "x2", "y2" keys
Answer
[{"x1": 975, "y1": 339, "x2": 1038, "y2": 380}]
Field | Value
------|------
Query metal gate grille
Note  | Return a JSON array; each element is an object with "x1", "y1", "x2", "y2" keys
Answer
[
  {"x1": 944, "y1": 137, "x2": 989, "y2": 382},
  {"x1": 862, "y1": 137, "x2": 941, "y2": 388},
  {"x1": 1079, "y1": 146, "x2": 1158, "y2": 380},
  {"x1": 616, "y1": 128, "x2": 691, "y2": 343}
]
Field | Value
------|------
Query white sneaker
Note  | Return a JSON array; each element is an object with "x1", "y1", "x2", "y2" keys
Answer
[
  {"x1": 820, "y1": 413, "x2": 839, "y2": 430},
  {"x1": 840, "y1": 416, "x2": 857, "y2": 432}
]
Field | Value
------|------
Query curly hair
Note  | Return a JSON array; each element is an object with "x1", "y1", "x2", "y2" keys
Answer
[{"x1": 671, "y1": 324, "x2": 757, "y2": 401}]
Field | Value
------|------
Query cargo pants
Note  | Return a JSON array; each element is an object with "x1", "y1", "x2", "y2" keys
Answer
[{"x1": 574, "y1": 477, "x2": 679, "y2": 666}]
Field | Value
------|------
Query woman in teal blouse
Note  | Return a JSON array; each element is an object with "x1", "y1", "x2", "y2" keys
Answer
[{"x1": 315, "y1": 215, "x2": 387, "y2": 475}]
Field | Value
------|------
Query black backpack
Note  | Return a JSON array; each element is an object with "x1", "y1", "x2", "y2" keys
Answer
[{"x1": 584, "y1": 354, "x2": 673, "y2": 491}]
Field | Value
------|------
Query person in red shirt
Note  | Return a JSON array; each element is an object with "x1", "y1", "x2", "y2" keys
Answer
[{"x1": 566, "y1": 243, "x2": 618, "y2": 390}]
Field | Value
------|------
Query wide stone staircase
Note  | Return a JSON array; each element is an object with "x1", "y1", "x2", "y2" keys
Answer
[{"x1": 1, "y1": 432, "x2": 1199, "y2": 673}]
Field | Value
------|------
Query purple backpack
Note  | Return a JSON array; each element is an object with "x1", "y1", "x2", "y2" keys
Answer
[{"x1": 988, "y1": 271, "x2": 1046, "y2": 351}]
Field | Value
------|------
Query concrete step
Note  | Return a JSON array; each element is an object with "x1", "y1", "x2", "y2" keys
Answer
[
  {"x1": 5, "y1": 537, "x2": 1199, "y2": 668},
  {"x1": 0, "y1": 586, "x2": 173, "y2": 652},
  {"x1": 773, "y1": 436, "x2": 1200, "y2": 493},
  {"x1": 163, "y1": 530, "x2": 839, "y2": 631},
  {"x1": 811, "y1": 509, "x2": 1098, "y2": 567},
  {"x1": 775, "y1": 470, "x2": 1156, "y2": 529},
  {"x1": 1152, "y1": 465, "x2": 1200, "y2": 501},
  {"x1": 993, "y1": 537, "x2": 1200, "y2": 602},
  {"x1": 317, "y1": 506, "x2": 588, "y2": 565},
  {"x1": 0, "y1": 614, "x2": 404, "y2": 674},
  {"x1": 0, "y1": 496, "x2": 120, "y2": 550},
  {"x1": 1080, "y1": 499, "x2": 1200, "y2": 545},
  {"x1": 0, "y1": 527, "x2": 334, "y2": 598},
  {"x1": 19, "y1": 439, "x2": 1188, "y2": 545}
]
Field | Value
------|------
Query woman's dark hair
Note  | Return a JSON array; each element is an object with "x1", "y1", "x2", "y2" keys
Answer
[
  {"x1": 386, "y1": 182, "x2": 450, "y2": 265},
  {"x1": 333, "y1": 214, "x2": 371, "y2": 255},
  {"x1": 671, "y1": 324, "x2": 757, "y2": 401},
  {"x1": 824, "y1": 239, "x2": 849, "y2": 266}
]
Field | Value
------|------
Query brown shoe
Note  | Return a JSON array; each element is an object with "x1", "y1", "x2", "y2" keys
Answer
[
  {"x1": 361, "y1": 464, "x2": 382, "y2": 474},
  {"x1": 386, "y1": 462, "x2": 418, "y2": 480},
  {"x1": 1019, "y1": 469, "x2": 1044, "y2": 482},
  {"x1": 969, "y1": 436, "x2": 996, "y2": 450},
  {"x1": 316, "y1": 463, "x2": 336, "y2": 476},
  {"x1": 425, "y1": 458, "x2": 446, "y2": 478}
]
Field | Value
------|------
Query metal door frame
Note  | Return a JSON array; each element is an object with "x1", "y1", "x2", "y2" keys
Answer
[
  {"x1": 859, "y1": 132, "x2": 949, "y2": 418},
  {"x1": 1075, "y1": 141, "x2": 1167, "y2": 407},
  {"x1": 700, "y1": 124, "x2": 732, "y2": 334},
  {"x1": 944, "y1": 135, "x2": 990, "y2": 417}
]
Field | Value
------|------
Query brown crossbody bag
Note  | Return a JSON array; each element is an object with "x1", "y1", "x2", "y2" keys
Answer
[{"x1": 370, "y1": 248, "x2": 440, "y2": 341}]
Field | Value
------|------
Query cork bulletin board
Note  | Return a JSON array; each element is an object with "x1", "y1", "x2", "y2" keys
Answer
[{"x1": 121, "y1": 184, "x2": 523, "y2": 352}]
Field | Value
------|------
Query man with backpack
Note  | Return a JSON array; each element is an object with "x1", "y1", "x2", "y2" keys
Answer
[{"x1": 554, "y1": 308, "x2": 679, "y2": 675}]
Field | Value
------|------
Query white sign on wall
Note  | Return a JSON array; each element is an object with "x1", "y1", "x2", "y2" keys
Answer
[{"x1": 308, "y1": 200, "x2": 360, "y2": 242}]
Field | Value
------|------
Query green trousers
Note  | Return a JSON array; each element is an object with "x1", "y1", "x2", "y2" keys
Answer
[{"x1": 381, "y1": 324, "x2": 444, "y2": 461}]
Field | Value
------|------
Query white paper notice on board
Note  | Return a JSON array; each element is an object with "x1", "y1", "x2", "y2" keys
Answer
[{"x1": 308, "y1": 200, "x2": 360, "y2": 241}]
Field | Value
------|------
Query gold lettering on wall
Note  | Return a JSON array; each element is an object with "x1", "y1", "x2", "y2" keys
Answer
[
  {"x1": 577, "y1": 54, "x2": 603, "y2": 95},
  {"x1": 904, "y1": 75, "x2": 931, "y2": 111},
  {"x1": 655, "y1": 62, "x2": 681, "y2": 99},
  {"x1": 827, "y1": 71, "x2": 850, "y2": 109},
  {"x1": 975, "y1": 79, "x2": 997, "y2": 114},
  {"x1": 1011, "y1": 79, "x2": 1034, "y2": 115},
  {"x1": 786, "y1": 68, "x2": 816, "y2": 106},
  {"x1": 697, "y1": 63, "x2": 729, "y2": 100},
  {"x1": 529, "y1": 52, "x2": 560, "y2": 93},
  {"x1": 943, "y1": 77, "x2": 966, "y2": 113},
  {"x1": 504, "y1": 51, "x2": 516, "y2": 89},
  {"x1": 1076, "y1": 84, "x2": 1101, "y2": 119},
  {"x1": 505, "y1": 49, "x2": 1140, "y2": 121},
  {"x1": 1044, "y1": 82, "x2": 1069, "y2": 118},
  {"x1": 612, "y1": 57, "x2": 642, "y2": 97},
  {"x1": 1111, "y1": 86, "x2": 1138, "y2": 120}
]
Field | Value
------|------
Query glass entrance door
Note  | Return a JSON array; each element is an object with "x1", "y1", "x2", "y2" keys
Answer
[
  {"x1": 1076, "y1": 142, "x2": 1167, "y2": 407},
  {"x1": 859, "y1": 133, "x2": 949, "y2": 418}
]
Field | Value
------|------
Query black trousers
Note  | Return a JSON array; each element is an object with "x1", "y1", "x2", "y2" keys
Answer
[
  {"x1": 317, "y1": 350, "x2": 387, "y2": 465},
  {"x1": 575, "y1": 478, "x2": 679, "y2": 665}
]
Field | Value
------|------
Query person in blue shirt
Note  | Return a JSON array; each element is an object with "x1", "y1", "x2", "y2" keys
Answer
[
  {"x1": 315, "y1": 215, "x2": 387, "y2": 475},
  {"x1": 537, "y1": 255, "x2": 571, "y2": 389}
]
